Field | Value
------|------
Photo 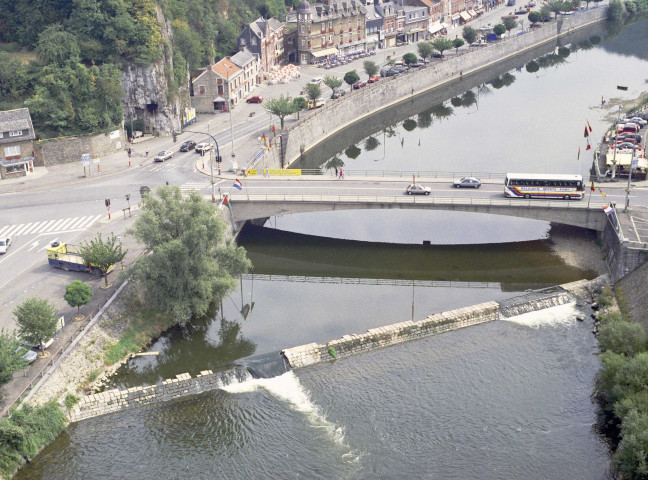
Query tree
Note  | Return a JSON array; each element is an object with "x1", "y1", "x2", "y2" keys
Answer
[
  {"x1": 462, "y1": 26, "x2": 478, "y2": 45},
  {"x1": 528, "y1": 11, "x2": 541, "y2": 26},
  {"x1": 128, "y1": 186, "x2": 251, "y2": 324},
  {"x1": 79, "y1": 233, "x2": 127, "y2": 287},
  {"x1": 548, "y1": 0, "x2": 564, "y2": 17},
  {"x1": 452, "y1": 38, "x2": 465, "y2": 54},
  {"x1": 292, "y1": 97, "x2": 308, "y2": 119},
  {"x1": 323, "y1": 75, "x2": 343, "y2": 96},
  {"x1": 493, "y1": 24, "x2": 507, "y2": 38},
  {"x1": 432, "y1": 38, "x2": 453, "y2": 56},
  {"x1": 417, "y1": 41, "x2": 434, "y2": 61},
  {"x1": 343, "y1": 70, "x2": 360, "y2": 90},
  {"x1": 64, "y1": 280, "x2": 93, "y2": 317},
  {"x1": 540, "y1": 5, "x2": 553, "y2": 21},
  {"x1": 0, "y1": 330, "x2": 28, "y2": 387},
  {"x1": 363, "y1": 60, "x2": 379, "y2": 77},
  {"x1": 13, "y1": 297, "x2": 58, "y2": 353},
  {"x1": 502, "y1": 16, "x2": 519, "y2": 36},
  {"x1": 35, "y1": 25, "x2": 80, "y2": 66},
  {"x1": 324, "y1": 156, "x2": 345, "y2": 174},
  {"x1": 525, "y1": 60, "x2": 540, "y2": 73},
  {"x1": 607, "y1": 0, "x2": 625, "y2": 20},
  {"x1": 598, "y1": 317, "x2": 647, "y2": 357},
  {"x1": 263, "y1": 95, "x2": 296, "y2": 129},
  {"x1": 304, "y1": 83, "x2": 322, "y2": 106},
  {"x1": 345, "y1": 144, "x2": 361, "y2": 159},
  {"x1": 403, "y1": 53, "x2": 418, "y2": 65}
]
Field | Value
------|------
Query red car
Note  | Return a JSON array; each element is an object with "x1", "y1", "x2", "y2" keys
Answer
[
  {"x1": 368, "y1": 75, "x2": 380, "y2": 83},
  {"x1": 352, "y1": 81, "x2": 367, "y2": 89},
  {"x1": 246, "y1": 96, "x2": 263, "y2": 103}
]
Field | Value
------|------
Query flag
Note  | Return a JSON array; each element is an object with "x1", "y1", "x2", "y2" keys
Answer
[
  {"x1": 221, "y1": 195, "x2": 232, "y2": 210},
  {"x1": 603, "y1": 205, "x2": 614, "y2": 216},
  {"x1": 233, "y1": 179, "x2": 242, "y2": 190},
  {"x1": 591, "y1": 182, "x2": 595, "y2": 192},
  {"x1": 599, "y1": 188, "x2": 607, "y2": 198},
  {"x1": 261, "y1": 134, "x2": 266, "y2": 144},
  {"x1": 577, "y1": 146, "x2": 580, "y2": 160},
  {"x1": 586, "y1": 137, "x2": 591, "y2": 151},
  {"x1": 584, "y1": 125, "x2": 589, "y2": 138},
  {"x1": 587, "y1": 120, "x2": 592, "y2": 133},
  {"x1": 272, "y1": 124, "x2": 276, "y2": 133}
]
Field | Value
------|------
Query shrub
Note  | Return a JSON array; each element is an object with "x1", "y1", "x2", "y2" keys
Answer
[
  {"x1": 598, "y1": 285, "x2": 615, "y2": 307},
  {"x1": 64, "y1": 394, "x2": 79, "y2": 410}
]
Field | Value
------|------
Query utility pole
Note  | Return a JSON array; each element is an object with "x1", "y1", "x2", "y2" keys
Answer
[
  {"x1": 624, "y1": 142, "x2": 638, "y2": 212},
  {"x1": 611, "y1": 105, "x2": 621, "y2": 180}
]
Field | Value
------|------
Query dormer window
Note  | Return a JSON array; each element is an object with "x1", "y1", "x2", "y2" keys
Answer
[
  {"x1": 9, "y1": 130, "x2": 22, "y2": 137},
  {"x1": 252, "y1": 37, "x2": 257, "y2": 45}
]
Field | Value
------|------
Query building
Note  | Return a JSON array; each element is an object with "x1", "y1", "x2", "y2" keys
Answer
[
  {"x1": 410, "y1": 0, "x2": 445, "y2": 34},
  {"x1": 377, "y1": 2, "x2": 398, "y2": 48},
  {"x1": 396, "y1": 1, "x2": 429, "y2": 44},
  {"x1": 237, "y1": 17, "x2": 284, "y2": 79},
  {"x1": 0, "y1": 108, "x2": 35, "y2": 179},
  {"x1": 191, "y1": 58, "x2": 243, "y2": 114},
  {"x1": 285, "y1": 0, "x2": 368, "y2": 65},
  {"x1": 230, "y1": 50, "x2": 260, "y2": 94},
  {"x1": 364, "y1": 3, "x2": 384, "y2": 49}
]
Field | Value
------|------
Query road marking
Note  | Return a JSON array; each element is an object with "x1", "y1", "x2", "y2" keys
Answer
[
  {"x1": 27, "y1": 241, "x2": 39, "y2": 252},
  {"x1": 0, "y1": 215, "x2": 102, "y2": 238},
  {"x1": 32, "y1": 219, "x2": 57, "y2": 234},
  {"x1": 20, "y1": 221, "x2": 44, "y2": 236}
]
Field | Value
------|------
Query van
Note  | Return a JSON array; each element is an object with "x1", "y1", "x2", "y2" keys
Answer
[{"x1": 507, "y1": 0, "x2": 516, "y2": 6}]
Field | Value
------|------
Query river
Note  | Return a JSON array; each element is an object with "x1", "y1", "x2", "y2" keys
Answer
[{"x1": 17, "y1": 16, "x2": 648, "y2": 479}]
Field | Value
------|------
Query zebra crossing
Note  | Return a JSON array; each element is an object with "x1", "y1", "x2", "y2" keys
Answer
[
  {"x1": 179, "y1": 182, "x2": 210, "y2": 195},
  {"x1": 141, "y1": 162, "x2": 183, "y2": 173},
  {"x1": 0, "y1": 215, "x2": 102, "y2": 238}
]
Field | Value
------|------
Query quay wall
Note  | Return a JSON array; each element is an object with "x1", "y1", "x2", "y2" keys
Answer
[
  {"x1": 69, "y1": 276, "x2": 606, "y2": 422},
  {"x1": 278, "y1": 7, "x2": 608, "y2": 167}
]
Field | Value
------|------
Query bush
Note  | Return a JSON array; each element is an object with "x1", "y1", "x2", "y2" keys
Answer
[
  {"x1": 598, "y1": 319, "x2": 647, "y2": 356},
  {"x1": 598, "y1": 284, "x2": 615, "y2": 307},
  {"x1": 64, "y1": 394, "x2": 79, "y2": 410},
  {"x1": 608, "y1": 0, "x2": 625, "y2": 20}
]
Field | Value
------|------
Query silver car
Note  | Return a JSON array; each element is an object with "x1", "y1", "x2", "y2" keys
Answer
[
  {"x1": 406, "y1": 184, "x2": 431, "y2": 195},
  {"x1": 453, "y1": 177, "x2": 482, "y2": 188},
  {"x1": 0, "y1": 237, "x2": 12, "y2": 254},
  {"x1": 153, "y1": 150, "x2": 174, "y2": 162}
]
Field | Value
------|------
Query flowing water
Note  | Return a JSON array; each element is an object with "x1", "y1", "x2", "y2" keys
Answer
[{"x1": 17, "y1": 16, "x2": 648, "y2": 479}]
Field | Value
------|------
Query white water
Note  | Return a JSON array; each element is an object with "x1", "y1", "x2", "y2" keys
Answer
[
  {"x1": 501, "y1": 302, "x2": 580, "y2": 328},
  {"x1": 221, "y1": 370, "x2": 351, "y2": 450}
]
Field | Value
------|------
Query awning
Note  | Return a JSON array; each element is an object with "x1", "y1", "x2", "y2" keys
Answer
[
  {"x1": 468, "y1": 9, "x2": 477, "y2": 16},
  {"x1": 441, "y1": 22, "x2": 450, "y2": 29},
  {"x1": 428, "y1": 23, "x2": 445, "y2": 34},
  {"x1": 213, "y1": 96, "x2": 226, "y2": 102},
  {"x1": 475, "y1": 6, "x2": 485, "y2": 13},
  {"x1": 452, "y1": 14, "x2": 460, "y2": 21},
  {"x1": 460, "y1": 11, "x2": 471, "y2": 21},
  {"x1": 311, "y1": 47, "x2": 339, "y2": 58}
]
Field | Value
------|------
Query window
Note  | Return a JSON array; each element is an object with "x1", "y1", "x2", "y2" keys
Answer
[
  {"x1": 198, "y1": 85, "x2": 206, "y2": 94},
  {"x1": 0, "y1": 132, "x2": 3, "y2": 138},
  {"x1": 252, "y1": 37, "x2": 257, "y2": 45},
  {"x1": 241, "y1": 38, "x2": 247, "y2": 46},
  {"x1": 9, "y1": 130, "x2": 22, "y2": 137},
  {"x1": 4, "y1": 145, "x2": 20, "y2": 157}
]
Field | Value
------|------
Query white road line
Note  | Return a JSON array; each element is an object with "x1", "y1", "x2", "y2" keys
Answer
[
  {"x1": 38, "y1": 237, "x2": 58, "y2": 252},
  {"x1": 47, "y1": 219, "x2": 66, "y2": 231},
  {"x1": 3, "y1": 224, "x2": 24, "y2": 237},
  {"x1": 630, "y1": 215, "x2": 641, "y2": 242},
  {"x1": 0, "y1": 226, "x2": 9, "y2": 237},
  {"x1": 66, "y1": 216, "x2": 90, "y2": 230},
  {"x1": 57, "y1": 217, "x2": 79, "y2": 231},
  {"x1": 76, "y1": 214, "x2": 102, "y2": 229},
  {"x1": 33, "y1": 219, "x2": 56, "y2": 234},
  {"x1": 11, "y1": 223, "x2": 34, "y2": 236},
  {"x1": 20, "y1": 221, "x2": 44, "y2": 235}
]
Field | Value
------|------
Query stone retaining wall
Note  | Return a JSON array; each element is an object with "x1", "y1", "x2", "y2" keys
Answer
[
  {"x1": 34, "y1": 129, "x2": 127, "y2": 167},
  {"x1": 279, "y1": 8, "x2": 607, "y2": 167}
]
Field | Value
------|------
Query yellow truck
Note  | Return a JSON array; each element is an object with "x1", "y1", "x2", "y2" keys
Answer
[{"x1": 46, "y1": 242, "x2": 114, "y2": 275}]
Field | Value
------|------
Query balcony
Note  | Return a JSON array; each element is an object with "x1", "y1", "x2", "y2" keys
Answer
[
  {"x1": 340, "y1": 29, "x2": 344, "y2": 33},
  {"x1": 349, "y1": 26, "x2": 353, "y2": 31},
  {"x1": 329, "y1": 28, "x2": 334, "y2": 32}
]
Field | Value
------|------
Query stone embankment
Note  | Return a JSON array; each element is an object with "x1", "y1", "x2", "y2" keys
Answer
[{"x1": 68, "y1": 276, "x2": 605, "y2": 422}]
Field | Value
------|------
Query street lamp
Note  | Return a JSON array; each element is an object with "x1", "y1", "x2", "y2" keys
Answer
[
  {"x1": 225, "y1": 64, "x2": 236, "y2": 162},
  {"x1": 182, "y1": 127, "x2": 220, "y2": 203},
  {"x1": 611, "y1": 104, "x2": 622, "y2": 180},
  {"x1": 624, "y1": 142, "x2": 638, "y2": 212}
]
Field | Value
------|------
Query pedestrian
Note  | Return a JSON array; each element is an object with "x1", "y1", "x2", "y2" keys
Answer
[
  {"x1": 127, "y1": 147, "x2": 131, "y2": 157},
  {"x1": 166, "y1": 181, "x2": 169, "y2": 185},
  {"x1": 145, "y1": 147, "x2": 149, "y2": 156},
  {"x1": 335, "y1": 167, "x2": 338, "y2": 177},
  {"x1": 339, "y1": 169, "x2": 344, "y2": 180}
]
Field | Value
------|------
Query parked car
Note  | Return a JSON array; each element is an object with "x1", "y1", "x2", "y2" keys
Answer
[
  {"x1": 389, "y1": 66, "x2": 407, "y2": 75},
  {"x1": 195, "y1": 143, "x2": 213, "y2": 154},
  {"x1": 153, "y1": 150, "x2": 174, "y2": 162},
  {"x1": 246, "y1": 96, "x2": 264, "y2": 104},
  {"x1": 419, "y1": 58, "x2": 430, "y2": 64},
  {"x1": 453, "y1": 177, "x2": 482, "y2": 188},
  {"x1": 309, "y1": 78, "x2": 322, "y2": 85},
  {"x1": 502, "y1": 14, "x2": 519, "y2": 19},
  {"x1": 626, "y1": 117, "x2": 647, "y2": 127},
  {"x1": 0, "y1": 237, "x2": 12, "y2": 254},
  {"x1": 432, "y1": 52, "x2": 443, "y2": 58},
  {"x1": 471, "y1": 41, "x2": 488, "y2": 47},
  {"x1": 368, "y1": 75, "x2": 380, "y2": 83},
  {"x1": 617, "y1": 142, "x2": 637, "y2": 150},
  {"x1": 408, "y1": 62, "x2": 422, "y2": 68},
  {"x1": 179, "y1": 140, "x2": 196, "y2": 152},
  {"x1": 353, "y1": 81, "x2": 367, "y2": 89},
  {"x1": 331, "y1": 89, "x2": 346, "y2": 99},
  {"x1": 405, "y1": 184, "x2": 431, "y2": 195},
  {"x1": 525, "y1": 0, "x2": 536, "y2": 6},
  {"x1": 514, "y1": 7, "x2": 527, "y2": 14},
  {"x1": 309, "y1": 99, "x2": 326, "y2": 109},
  {"x1": 19, "y1": 347, "x2": 37, "y2": 364}
]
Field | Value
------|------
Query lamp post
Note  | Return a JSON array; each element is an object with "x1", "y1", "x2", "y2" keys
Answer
[
  {"x1": 611, "y1": 104, "x2": 622, "y2": 180},
  {"x1": 624, "y1": 142, "x2": 638, "y2": 212},
  {"x1": 225, "y1": 64, "x2": 236, "y2": 162},
  {"x1": 182, "y1": 127, "x2": 220, "y2": 203}
]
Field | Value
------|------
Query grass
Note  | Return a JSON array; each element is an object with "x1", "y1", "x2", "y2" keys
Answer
[
  {"x1": 64, "y1": 394, "x2": 79, "y2": 411},
  {"x1": 103, "y1": 309, "x2": 175, "y2": 366},
  {"x1": 598, "y1": 285, "x2": 615, "y2": 307},
  {"x1": 0, "y1": 402, "x2": 66, "y2": 478}
]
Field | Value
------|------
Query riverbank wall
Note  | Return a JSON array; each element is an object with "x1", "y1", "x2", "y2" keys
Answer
[
  {"x1": 67, "y1": 276, "x2": 606, "y2": 422},
  {"x1": 277, "y1": 7, "x2": 608, "y2": 167}
]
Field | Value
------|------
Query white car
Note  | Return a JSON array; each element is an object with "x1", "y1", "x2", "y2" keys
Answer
[
  {"x1": 405, "y1": 184, "x2": 431, "y2": 195},
  {"x1": 194, "y1": 143, "x2": 213, "y2": 154},
  {"x1": 0, "y1": 237, "x2": 12, "y2": 254},
  {"x1": 153, "y1": 150, "x2": 174, "y2": 162},
  {"x1": 627, "y1": 117, "x2": 647, "y2": 127},
  {"x1": 309, "y1": 77, "x2": 322, "y2": 85}
]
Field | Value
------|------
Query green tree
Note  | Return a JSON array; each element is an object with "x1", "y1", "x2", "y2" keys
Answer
[
  {"x1": 416, "y1": 41, "x2": 434, "y2": 61},
  {"x1": 13, "y1": 297, "x2": 58, "y2": 353},
  {"x1": 614, "y1": 410, "x2": 648, "y2": 480},
  {"x1": 323, "y1": 74, "x2": 343, "y2": 96},
  {"x1": 528, "y1": 11, "x2": 541, "y2": 26},
  {"x1": 292, "y1": 97, "x2": 308, "y2": 119},
  {"x1": 432, "y1": 37, "x2": 453, "y2": 56},
  {"x1": 452, "y1": 38, "x2": 465, "y2": 54},
  {"x1": 402, "y1": 119, "x2": 417, "y2": 131},
  {"x1": 548, "y1": 0, "x2": 564, "y2": 17},
  {"x1": 79, "y1": 233, "x2": 127, "y2": 287},
  {"x1": 502, "y1": 16, "x2": 519, "y2": 36},
  {"x1": 363, "y1": 60, "x2": 379, "y2": 77},
  {"x1": 129, "y1": 186, "x2": 251, "y2": 324},
  {"x1": 324, "y1": 155, "x2": 345, "y2": 174},
  {"x1": 493, "y1": 24, "x2": 507, "y2": 38},
  {"x1": 345, "y1": 144, "x2": 361, "y2": 159},
  {"x1": 462, "y1": 26, "x2": 478, "y2": 45},
  {"x1": 540, "y1": 4, "x2": 553, "y2": 20},
  {"x1": 403, "y1": 53, "x2": 418, "y2": 65},
  {"x1": 343, "y1": 70, "x2": 360, "y2": 90},
  {"x1": 35, "y1": 24, "x2": 80, "y2": 66},
  {"x1": 304, "y1": 83, "x2": 322, "y2": 106},
  {"x1": 0, "y1": 329, "x2": 28, "y2": 387},
  {"x1": 263, "y1": 95, "x2": 296, "y2": 129},
  {"x1": 364, "y1": 136, "x2": 380, "y2": 151},
  {"x1": 526, "y1": 60, "x2": 540, "y2": 73},
  {"x1": 64, "y1": 280, "x2": 93, "y2": 317},
  {"x1": 607, "y1": 0, "x2": 625, "y2": 20}
]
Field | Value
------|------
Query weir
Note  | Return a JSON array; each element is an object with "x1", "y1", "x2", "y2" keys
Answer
[{"x1": 69, "y1": 276, "x2": 606, "y2": 423}]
